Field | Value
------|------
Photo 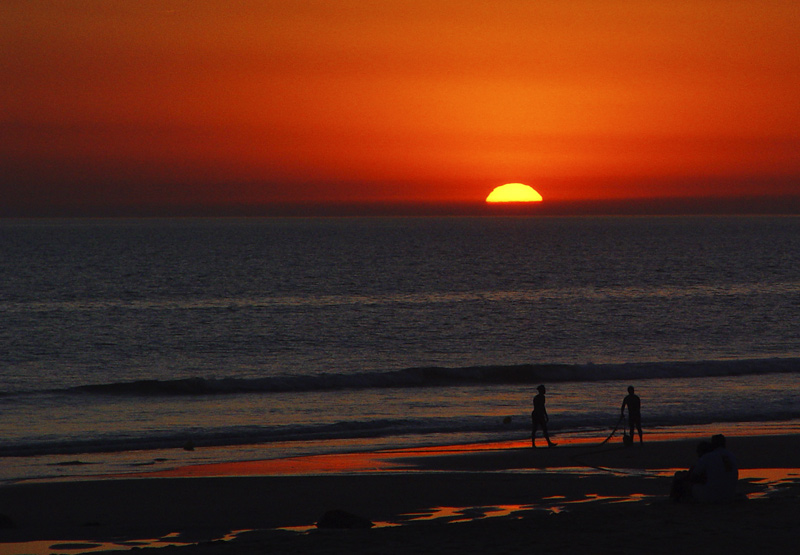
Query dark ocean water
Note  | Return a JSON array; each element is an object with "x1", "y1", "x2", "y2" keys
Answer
[{"x1": 1, "y1": 216, "x2": 799, "y2": 480}]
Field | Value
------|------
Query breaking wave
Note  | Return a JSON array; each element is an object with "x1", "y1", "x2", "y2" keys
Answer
[{"x1": 67, "y1": 357, "x2": 800, "y2": 397}]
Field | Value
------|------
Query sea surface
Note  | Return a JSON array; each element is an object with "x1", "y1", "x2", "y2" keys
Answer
[{"x1": 1, "y1": 216, "x2": 799, "y2": 481}]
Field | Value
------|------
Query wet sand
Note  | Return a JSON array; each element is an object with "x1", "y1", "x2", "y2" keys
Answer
[{"x1": 0, "y1": 434, "x2": 798, "y2": 554}]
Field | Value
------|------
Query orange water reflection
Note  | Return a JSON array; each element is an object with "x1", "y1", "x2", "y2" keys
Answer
[
  {"x1": 0, "y1": 532, "x2": 214, "y2": 555},
  {"x1": 122, "y1": 441, "x2": 534, "y2": 478},
  {"x1": 123, "y1": 426, "x2": 798, "y2": 479}
]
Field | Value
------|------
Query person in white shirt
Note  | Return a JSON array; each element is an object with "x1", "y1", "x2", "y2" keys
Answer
[{"x1": 690, "y1": 434, "x2": 739, "y2": 503}]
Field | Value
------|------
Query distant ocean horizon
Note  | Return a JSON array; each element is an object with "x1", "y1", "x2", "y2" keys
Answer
[
  {"x1": 1, "y1": 215, "x2": 799, "y2": 481},
  {"x1": 3, "y1": 194, "x2": 800, "y2": 219}
]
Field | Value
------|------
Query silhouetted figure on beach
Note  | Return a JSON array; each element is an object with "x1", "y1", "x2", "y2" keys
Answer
[
  {"x1": 671, "y1": 434, "x2": 739, "y2": 503},
  {"x1": 690, "y1": 434, "x2": 739, "y2": 503},
  {"x1": 531, "y1": 384, "x2": 556, "y2": 448},
  {"x1": 671, "y1": 440, "x2": 712, "y2": 501},
  {"x1": 621, "y1": 386, "x2": 642, "y2": 443}
]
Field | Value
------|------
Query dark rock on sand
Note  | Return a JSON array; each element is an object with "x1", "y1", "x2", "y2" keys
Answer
[
  {"x1": 316, "y1": 509, "x2": 374, "y2": 529},
  {"x1": 0, "y1": 513, "x2": 16, "y2": 529}
]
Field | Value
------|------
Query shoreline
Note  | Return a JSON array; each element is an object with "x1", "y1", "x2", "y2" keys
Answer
[
  {"x1": 1, "y1": 433, "x2": 799, "y2": 553},
  {"x1": 91, "y1": 432, "x2": 800, "y2": 480},
  {"x1": 5, "y1": 419, "x2": 798, "y2": 485}
]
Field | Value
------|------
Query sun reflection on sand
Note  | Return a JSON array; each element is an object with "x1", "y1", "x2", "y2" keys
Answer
[
  {"x1": 0, "y1": 533, "x2": 201, "y2": 555},
  {"x1": 3, "y1": 467, "x2": 798, "y2": 555},
  {"x1": 9, "y1": 431, "x2": 797, "y2": 555},
  {"x1": 738, "y1": 468, "x2": 800, "y2": 499},
  {"x1": 404, "y1": 505, "x2": 536, "y2": 523},
  {"x1": 388, "y1": 493, "x2": 659, "y2": 527}
]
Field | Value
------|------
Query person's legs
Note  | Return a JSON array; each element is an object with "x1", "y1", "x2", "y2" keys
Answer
[
  {"x1": 634, "y1": 416, "x2": 643, "y2": 442},
  {"x1": 542, "y1": 422, "x2": 556, "y2": 447}
]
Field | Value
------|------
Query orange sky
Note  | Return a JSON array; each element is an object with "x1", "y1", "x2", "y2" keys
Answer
[{"x1": 2, "y1": 0, "x2": 799, "y2": 215}]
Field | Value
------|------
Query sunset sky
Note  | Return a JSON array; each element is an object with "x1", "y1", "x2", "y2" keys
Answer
[{"x1": 2, "y1": 0, "x2": 799, "y2": 215}]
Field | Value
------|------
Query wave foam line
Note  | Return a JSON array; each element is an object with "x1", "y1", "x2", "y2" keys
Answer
[{"x1": 61, "y1": 358, "x2": 800, "y2": 397}]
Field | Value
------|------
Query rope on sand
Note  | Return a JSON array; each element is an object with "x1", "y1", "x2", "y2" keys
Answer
[
  {"x1": 566, "y1": 415, "x2": 642, "y2": 475},
  {"x1": 599, "y1": 414, "x2": 625, "y2": 446}
]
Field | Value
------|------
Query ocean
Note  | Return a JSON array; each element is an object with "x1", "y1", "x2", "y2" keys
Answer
[{"x1": 1, "y1": 216, "x2": 799, "y2": 481}]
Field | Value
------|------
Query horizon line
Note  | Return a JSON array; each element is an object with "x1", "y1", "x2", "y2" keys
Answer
[{"x1": 2, "y1": 195, "x2": 800, "y2": 219}]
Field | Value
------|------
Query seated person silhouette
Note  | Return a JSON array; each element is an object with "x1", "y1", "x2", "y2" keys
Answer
[{"x1": 688, "y1": 434, "x2": 739, "y2": 503}]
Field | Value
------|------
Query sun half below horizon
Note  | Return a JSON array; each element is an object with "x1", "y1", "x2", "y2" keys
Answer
[
  {"x1": 2, "y1": 1, "x2": 800, "y2": 217},
  {"x1": 486, "y1": 183, "x2": 544, "y2": 203}
]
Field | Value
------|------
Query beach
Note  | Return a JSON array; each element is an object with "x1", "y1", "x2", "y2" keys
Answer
[
  {"x1": 2, "y1": 218, "x2": 799, "y2": 553},
  {"x1": 5, "y1": 0, "x2": 800, "y2": 547},
  {"x1": 1, "y1": 433, "x2": 798, "y2": 554}
]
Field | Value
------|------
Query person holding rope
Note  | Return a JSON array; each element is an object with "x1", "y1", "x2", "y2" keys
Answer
[
  {"x1": 531, "y1": 384, "x2": 557, "y2": 448},
  {"x1": 621, "y1": 385, "x2": 643, "y2": 444}
]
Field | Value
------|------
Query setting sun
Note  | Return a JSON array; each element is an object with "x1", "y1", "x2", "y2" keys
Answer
[
  {"x1": 486, "y1": 183, "x2": 544, "y2": 203},
  {"x1": 2, "y1": 1, "x2": 799, "y2": 216}
]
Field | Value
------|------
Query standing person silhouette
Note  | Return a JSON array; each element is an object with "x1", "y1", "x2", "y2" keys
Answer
[
  {"x1": 531, "y1": 384, "x2": 556, "y2": 448},
  {"x1": 621, "y1": 385, "x2": 643, "y2": 443}
]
